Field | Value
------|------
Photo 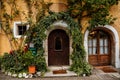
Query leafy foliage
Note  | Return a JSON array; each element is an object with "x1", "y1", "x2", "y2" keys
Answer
[
  {"x1": 1, "y1": 0, "x2": 119, "y2": 76},
  {"x1": 26, "y1": 12, "x2": 91, "y2": 75},
  {"x1": 1, "y1": 50, "x2": 47, "y2": 73},
  {"x1": 1, "y1": 51, "x2": 27, "y2": 73},
  {"x1": 67, "y1": 0, "x2": 119, "y2": 30}
]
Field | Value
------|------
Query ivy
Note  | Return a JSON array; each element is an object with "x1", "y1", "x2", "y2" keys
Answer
[
  {"x1": 26, "y1": 0, "x2": 119, "y2": 76},
  {"x1": 26, "y1": 12, "x2": 91, "y2": 76},
  {"x1": 67, "y1": 0, "x2": 119, "y2": 30},
  {"x1": 1, "y1": 0, "x2": 119, "y2": 76}
]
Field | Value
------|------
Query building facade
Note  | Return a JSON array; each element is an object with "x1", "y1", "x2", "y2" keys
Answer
[{"x1": 0, "y1": 0, "x2": 120, "y2": 70}]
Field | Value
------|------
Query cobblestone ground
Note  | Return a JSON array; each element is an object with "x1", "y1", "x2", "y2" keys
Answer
[
  {"x1": 0, "y1": 74, "x2": 120, "y2": 80},
  {"x1": 0, "y1": 69, "x2": 120, "y2": 80}
]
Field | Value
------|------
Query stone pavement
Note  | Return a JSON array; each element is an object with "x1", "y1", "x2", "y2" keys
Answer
[{"x1": 0, "y1": 69, "x2": 120, "y2": 80}]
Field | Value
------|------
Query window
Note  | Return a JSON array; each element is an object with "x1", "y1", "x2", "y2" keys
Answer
[
  {"x1": 55, "y1": 37, "x2": 62, "y2": 50},
  {"x1": 17, "y1": 25, "x2": 27, "y2": 35},
  {"x1": 99, "y1": 31, "x2": 109, "y2": 54},
  {"x1": 14, "y1": 22, "x2": 29, "y2": 38},
  {"x1": 88, "y1": 31, "x2": 97, "y2": 55},
  {"x1": 88, "y1": 30, "x2": 109, "y2": 55}
]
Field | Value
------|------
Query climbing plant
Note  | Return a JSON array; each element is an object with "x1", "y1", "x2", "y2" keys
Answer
[
  {"x1": 0, "y1": 0, "x2": 49, "y2": 74},
  {"x1": 67, "y1": 0, "x2": 119, "y2": 30},
  {"x1": 0, "y1": 0, "x2": 21, "y2": 50},
  {"x1": 26, "y1": 12, "x2": 92, "y2": 75},
  {"x1": 0, "y1": 0, "x2": 119, "y2": 76},
  {"x1": 26, "y1": 0, "x2": 119, "y2": 76}
]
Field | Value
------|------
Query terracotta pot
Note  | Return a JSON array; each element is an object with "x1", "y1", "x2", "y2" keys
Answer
[{"x1": 28, "y1": 66, "x2": 36, "y2": 74}]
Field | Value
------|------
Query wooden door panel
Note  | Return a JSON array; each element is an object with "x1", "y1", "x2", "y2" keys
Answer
[
  {"x1": 88, "y1": 30, "x2": 111, "y2": 66},
  {"x1": 48, "y1": 29, "x2": 69, "y2": 66},
  {"x1": 89, "y1": 55, "x2": 98, "y2": 66},
  {"x1": 89, "y1": 55, "x2": 110, "y2": 66},
  {"x1": 99, "y1": 55, "x2": 110, "y2": 65}
]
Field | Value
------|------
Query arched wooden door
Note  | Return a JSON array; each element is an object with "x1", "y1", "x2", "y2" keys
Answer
[
  {"x1": 48, "y1": 29, "x2": 69, "y2": 66},
  {"x1": 88, "y1": 30, "x2": 111, "y2": 66}
]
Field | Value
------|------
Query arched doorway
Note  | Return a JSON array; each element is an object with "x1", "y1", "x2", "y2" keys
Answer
[
  {"x1": 48, "y1": 29, "x2": 69, "y2": 66},
  {"x1": 84, "y1": 25, "x2": 120, "y2": 68},
  {"x1": 88, "y1": 29, "x2": 111, "y2": 66}
]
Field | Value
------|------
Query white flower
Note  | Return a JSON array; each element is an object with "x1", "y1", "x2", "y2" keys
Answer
[
  {"x1": 28, "y1": 74, "x2": 33, "y2": 78},
  {"x1": 18, "y1": 73, "x2": 23, "y2": 78},
  {"x1": 36, "y1": 72, "x2": 41, "y2": 76},
  {"x1": 25, "y1": 75, "x2": 29, "y2": 78},
  {"x1": 22, "y1": 73, "x2": 27, "y2": 77},
  {"x1": 83, "y1": 74, "x2": 86, "y2": 77},
  {"x1": 8, "y1": 72, "x2": 11, "y2": 76},
  {"x1": 12, "y1": 74, "x2": 17, "y2": 77}
]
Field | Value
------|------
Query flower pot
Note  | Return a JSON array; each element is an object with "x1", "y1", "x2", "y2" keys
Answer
[{"x1": 28, "y1": 66, "x2": 36, "y2": 74}]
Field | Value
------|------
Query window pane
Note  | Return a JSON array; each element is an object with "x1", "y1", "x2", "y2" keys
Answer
[
  {"x1": 100, "y1": 46, "x2": 104, "y2": 54},
  {"x1": 93, "y1": 47, "x2": 97, "y2": 54},
  {"x1": 93, "y1": 39, "x2": 96, "y2": 47},
  {"x1": 104, "y1": 39, "x2": 108, "y2": 46},
  {"x1": 55, "y1": 37, "x2": 62, "y2": 50},
  {"x1": 104, "y1": 47, "x2": 108, "y2": 54},
  {"x1": 18, "y1": 25, "x2": 27, "y2": 35},
  {"x1": 88, "y1": 39, "x2": 92, "y2": 46},
  {"x1": 88, "y1": 31, "x2": 97, "y2": 55},
  {"x1": 100, "y1": 39, "x2": 103, "y2": 46},
  {"x1": 88, "y1": 47, "x2": 92, "y2": 55}
]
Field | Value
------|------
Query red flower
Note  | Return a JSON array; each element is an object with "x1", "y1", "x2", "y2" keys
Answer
[
  {"x1": 9, "y1": 50, "x2": 14, "y2": 55},
  {"x1": 24, "y1": 46, "x2": 28, "y2": 53}
]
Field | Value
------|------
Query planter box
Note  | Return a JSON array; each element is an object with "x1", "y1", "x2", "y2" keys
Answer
[{"x1": 53, "y1": 70, "x2": 67, "y2": 74}]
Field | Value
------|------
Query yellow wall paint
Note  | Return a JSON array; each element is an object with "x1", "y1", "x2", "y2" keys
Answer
[
  {"x1": 0, "y1": 0, "x2": 29, "y2": 55},
  {"x1": 45, "y1": 0, "x2": 67, "y2": 4},
  {"x1": 0, "y1": 34, "x2": 11, "y2": 55},
  {"x1": 110, "y1": 2, "x2": 120, "y2": 39}
]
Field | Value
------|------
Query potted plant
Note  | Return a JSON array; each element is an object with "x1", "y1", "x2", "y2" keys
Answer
[{"x1": 23, "y1": 51, "x2": 36, "y2": 74}]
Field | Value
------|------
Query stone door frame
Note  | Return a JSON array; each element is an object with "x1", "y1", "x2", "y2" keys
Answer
[
  {"x1": 84, "y1": 25, "x2": 120, "y2": 68},
  {"x1": 43, "y1": 21, "x2": 73, "y2": 70}
]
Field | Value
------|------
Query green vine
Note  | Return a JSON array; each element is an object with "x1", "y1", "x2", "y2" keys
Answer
[
  {"x1": 67, "y1": 0, "x2": 119, "y2": 30},
  {"x1": 1, "y1": 0, "x2": 23, "y2": 51},
  {"x1": 26, "y1": 0, "x2": 119, "y2": 76},
  {"x1": 26, "y1": 12, "x2": 91, "y2": 75},
  {"x1": 0, "y1": 0, "x2": 119, "y2": 76}
]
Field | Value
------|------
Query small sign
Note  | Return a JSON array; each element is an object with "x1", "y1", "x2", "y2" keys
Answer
[{"x1": 29, "y1": 47, "x2": 37, "y2": 56}]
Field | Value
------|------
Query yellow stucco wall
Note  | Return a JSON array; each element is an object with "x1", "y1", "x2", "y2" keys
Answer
[
  {"x1": 0, "y1": 34, "x2": 11, "y2": 55},
  {"x1": 0, "y1": 0, "x2": 120, "y2": 55},
  {"x1": 45, "y1": 0, "x2": 67, "y2": 4},
  {"x1": 110, "y1": 1, "x2": 120, "y2": 38},
  {"x1": 0, "y1": 0, "x2": 28, "y2": 55}
]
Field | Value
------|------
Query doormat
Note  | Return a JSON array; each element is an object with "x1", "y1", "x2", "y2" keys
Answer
[
  {"x1": 102, "y1": 66, "x2": 117, "y2": 73},
  {"x1": 95, "y1": 66, "x2": 118, "y2": 73},
  {"x1": 53, "y1": 70, "x2": 67, "y2": 74}
]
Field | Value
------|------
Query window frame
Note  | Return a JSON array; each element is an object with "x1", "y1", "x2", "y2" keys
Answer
[
  {"x1": 13, "y1": 22, "x2": 29, "y2": 38},
  {"x1": 88, "y1": 30, "x2": 110, "y2": 55}
]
